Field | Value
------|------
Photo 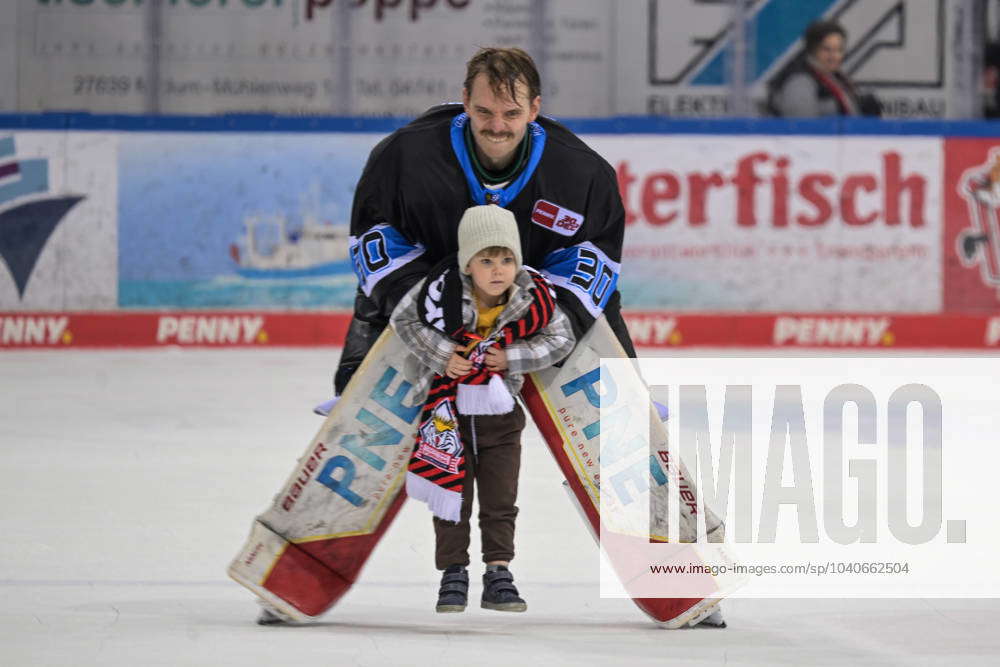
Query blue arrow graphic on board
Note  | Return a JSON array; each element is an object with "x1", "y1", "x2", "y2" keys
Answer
[
  {"x1": 0, "y1": 136, "x2": 84, "y2": 298},
  {"x1": 691, "y1": 0, "x2": 840, "y2": 85}
]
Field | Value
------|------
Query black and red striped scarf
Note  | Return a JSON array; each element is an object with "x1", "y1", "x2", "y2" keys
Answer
[
  {"x1": 807, "y1": 62, "x2": 860, "y2": 116},
  {"x1": 405, "y1": 259, "x2": 556, "y2": 522}
]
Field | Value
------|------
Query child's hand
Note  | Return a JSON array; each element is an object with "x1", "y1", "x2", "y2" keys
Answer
[
  {"x1": 446, "y1": 346, "x2": 473, "y2": 378},
  {"x1": 484, "y1": 347, "x2": 508, "y2": 371}
]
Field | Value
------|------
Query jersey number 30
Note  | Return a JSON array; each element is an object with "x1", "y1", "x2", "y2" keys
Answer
[{"x1": 570, "y1": 248, "x2": 615, "y2": 308}]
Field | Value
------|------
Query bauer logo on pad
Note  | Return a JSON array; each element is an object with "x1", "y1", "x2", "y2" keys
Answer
[{"x1": 532, "y1": 199, "x2": 583, "y2": 237}]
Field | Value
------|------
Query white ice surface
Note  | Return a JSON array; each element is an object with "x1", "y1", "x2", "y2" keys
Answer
[{"x1": 2, "y1": 348, "x2": 998, "y2": 667}]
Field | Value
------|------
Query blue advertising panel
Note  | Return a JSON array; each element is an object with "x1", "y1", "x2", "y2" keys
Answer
[{"x1": 117, "y1": 132, "x2": 379, "y2": 308}]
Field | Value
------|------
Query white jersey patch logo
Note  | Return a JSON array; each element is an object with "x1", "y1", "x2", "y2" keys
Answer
[{"x1": 531, "y1": 199, "x2": 584, "y2": 237}]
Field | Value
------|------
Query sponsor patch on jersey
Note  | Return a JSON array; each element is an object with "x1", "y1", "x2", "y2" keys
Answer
[{"x1": 531, "y1": 199, "x2": 583, "y2": 237}]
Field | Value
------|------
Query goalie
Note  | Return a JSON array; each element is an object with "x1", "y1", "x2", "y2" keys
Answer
[{"x1": 329, "y1": 46, "x2": 634, "y2": 406}]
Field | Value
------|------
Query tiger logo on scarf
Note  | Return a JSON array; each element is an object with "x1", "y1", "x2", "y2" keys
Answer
[{"x1": 414, "y1": 399, "x2": 463, "y2": 474}]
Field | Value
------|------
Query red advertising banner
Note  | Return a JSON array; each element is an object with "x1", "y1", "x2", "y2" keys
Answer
[
  {"x1": 0, "y1": 312, "x2": 351, "y2": 349},
  {"x1": 2, "y1": 311, "x2": 998, "y2": 350},
  {"x1": 943, "y1": 138, "x2": 1000, "y2": 311}
]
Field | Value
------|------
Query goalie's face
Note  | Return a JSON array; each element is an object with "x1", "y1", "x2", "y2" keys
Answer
[
  {"x1": 467, "y1": 248, "x2": 517, "y2": 307},
  {"x1": 463, "y1": 73, "x2": 540, "y2": 172}
]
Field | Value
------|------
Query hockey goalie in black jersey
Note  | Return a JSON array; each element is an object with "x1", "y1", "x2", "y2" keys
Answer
[
  {"x1": 251, "y1": 47, "x2": 728, "y2": 629},
  {"x1": 334, "y1": 47, "x2": 635, "y2": 396}
]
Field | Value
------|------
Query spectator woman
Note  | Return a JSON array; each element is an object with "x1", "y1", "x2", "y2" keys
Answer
[{"x1": 770, "y1": 20, "x2": 881, "y2": 117}]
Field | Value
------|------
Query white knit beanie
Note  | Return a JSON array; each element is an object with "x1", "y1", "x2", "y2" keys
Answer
[{"x1": 457, "y1": 205, "x2": 522, "y2": 274}]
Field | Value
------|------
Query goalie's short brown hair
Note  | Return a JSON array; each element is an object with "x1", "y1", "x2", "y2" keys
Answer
[{"x1": 464, "y1": 47, "x2": 541, "y2": 103}]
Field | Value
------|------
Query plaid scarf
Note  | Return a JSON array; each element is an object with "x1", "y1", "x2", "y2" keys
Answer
[{"x1": 405, "y1": 259, "x2": 557, "y2": 522}]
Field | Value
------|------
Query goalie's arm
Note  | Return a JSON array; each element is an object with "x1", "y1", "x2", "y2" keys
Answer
[
  {"x1": 540, "y1": 159, "x2": 625, "y2": 339},
  {"x1": 349, "y1": 135, "x2": 434, "y2": 319}
]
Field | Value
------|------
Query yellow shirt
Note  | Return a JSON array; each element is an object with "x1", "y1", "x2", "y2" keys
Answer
[{"x1": 476, "y1": 301, "x2": 505, "y2": 340}]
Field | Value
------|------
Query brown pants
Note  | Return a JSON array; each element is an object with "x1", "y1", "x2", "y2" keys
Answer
[{"x1": 433, "y1": 404, "x2": 525, "y2": 570}]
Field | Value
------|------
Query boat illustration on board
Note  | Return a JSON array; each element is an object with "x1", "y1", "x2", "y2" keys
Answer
[
  {"x1": 230, "y1": 213, "x2": 353, "y2": 280},
  {"x1": 1, "y1": 136, "x2": 85, "y2": 300}
]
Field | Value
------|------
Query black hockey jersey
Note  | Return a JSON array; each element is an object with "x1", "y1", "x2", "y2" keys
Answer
[{"x1": 348, "y1": 103, "x2": 626, "y2": 334}]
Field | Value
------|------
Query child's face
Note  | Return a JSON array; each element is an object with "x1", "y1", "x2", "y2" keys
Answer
[{"x1": 466, "y1": 248, "x2": 517, "y2": 301}]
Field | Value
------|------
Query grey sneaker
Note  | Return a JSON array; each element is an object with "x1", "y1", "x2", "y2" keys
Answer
[
  {"x1": 436, "y1": 564, "x2": 469, "y2": 613},
  {"x1": 481, "y1": 565, "x2": 527, "y2": 612}
]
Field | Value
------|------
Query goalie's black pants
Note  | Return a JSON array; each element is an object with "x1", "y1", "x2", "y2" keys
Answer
[
  {"x1": 333, "y1": 290, "x2": 636, "y2": 395},
  {"x1": 432, "y1": 405, "x2": 526, "y2": 571}
]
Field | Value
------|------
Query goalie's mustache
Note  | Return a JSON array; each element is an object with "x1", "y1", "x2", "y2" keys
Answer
[{"x1": 480, "y1": 131, "x2": 514, "y2": 141}]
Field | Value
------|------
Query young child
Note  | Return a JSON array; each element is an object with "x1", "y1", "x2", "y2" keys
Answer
[{"x1": 390, "y1": 204, "x2": 575, "y2": 613}]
